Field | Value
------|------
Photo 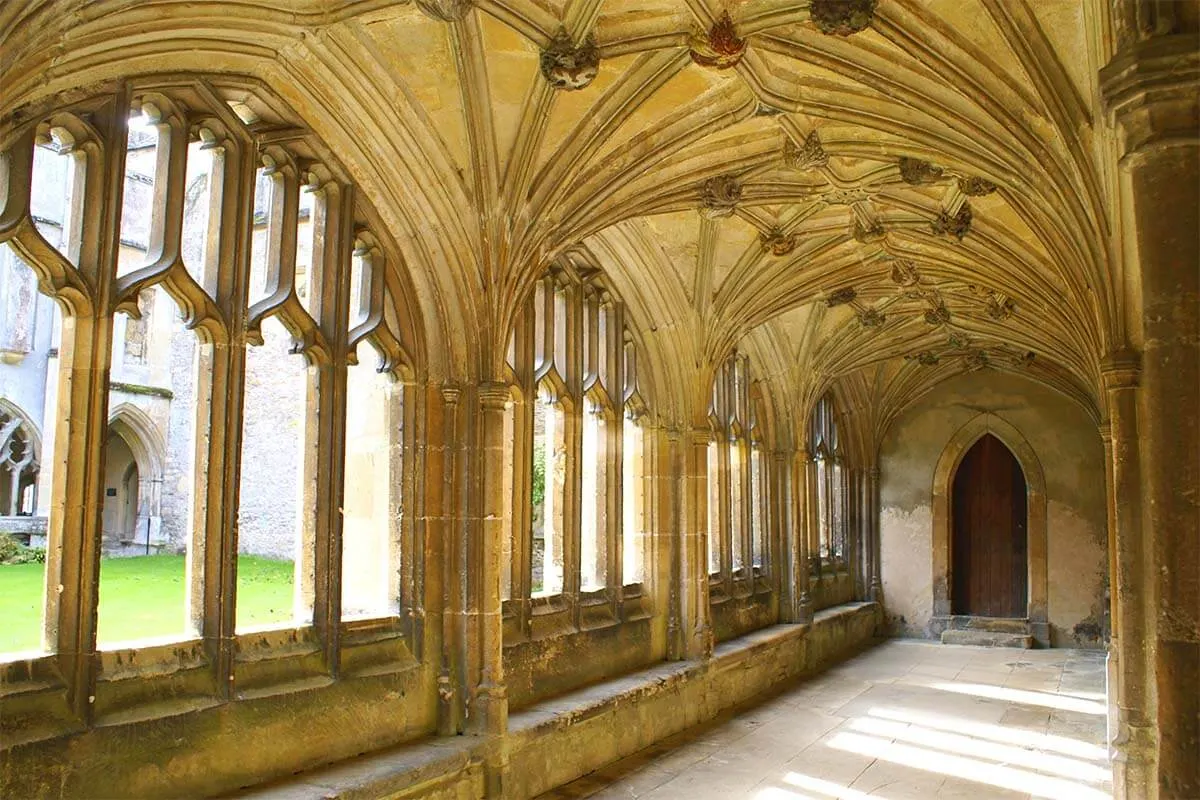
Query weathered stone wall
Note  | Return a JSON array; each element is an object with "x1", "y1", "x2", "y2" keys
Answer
[{"x1": 878, "y1": 371, "x2": 1107, "y2": 647}]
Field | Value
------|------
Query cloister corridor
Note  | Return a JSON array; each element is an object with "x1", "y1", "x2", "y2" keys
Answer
[{"x1": 540, "y1": 642, "x2": 1110, "y2": 800}]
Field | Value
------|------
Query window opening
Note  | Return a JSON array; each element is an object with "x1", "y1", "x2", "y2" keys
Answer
[{"x1": 341, "y1": 339, "x2": 402, "y2": 619}]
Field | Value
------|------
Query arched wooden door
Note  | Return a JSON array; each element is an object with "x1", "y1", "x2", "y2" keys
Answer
[{"x1": 951, "y1": 434, "x2": 1028, "y2": 618}]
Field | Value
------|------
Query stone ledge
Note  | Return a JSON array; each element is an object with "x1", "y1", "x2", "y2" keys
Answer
[{"x1": 228, "y1": 602, "x2": 878, "y2": 800}]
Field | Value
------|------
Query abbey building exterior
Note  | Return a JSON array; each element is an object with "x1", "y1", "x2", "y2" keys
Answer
[{"x1": 0, "y1": 1, "x2": 1195, "y2": 798}]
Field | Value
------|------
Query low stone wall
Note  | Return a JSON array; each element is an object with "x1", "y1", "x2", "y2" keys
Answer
[
  {"x1": 232, "y1": 601, "x2": 879, "y2": 800},
  {"x1": 506, "y1": 602, "x2": 878, "y2": 798},
  {"x1": 0, "y1": 515, "x2": 46, "y2": 546}
]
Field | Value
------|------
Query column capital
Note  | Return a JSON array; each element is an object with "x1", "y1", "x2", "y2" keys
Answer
[
  {"x1": 1100, "y1": 33, "x2": 1200, "y2": 163},
  {"x1": 440, "y1": 384, "x2": 462, "y2": 405},
  {"x1": 1100, "y1": 349, "x2": 1142, "y2": 389},
  {"x1": 477, "y1": 381, "x2": 511, "y2": 410}
]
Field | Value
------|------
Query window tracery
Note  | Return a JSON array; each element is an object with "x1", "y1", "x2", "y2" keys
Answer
[
  {"x1": 0, "y1": 81, "x2": 415, "y2": 669},
  {"x1": 0, "y1": 404, "x2": 39, "y2": 517},
  {"x1": 810, "y1": 392, "x2": 847, "y2": 565},
  {"x1": 502, "y1": 262, "x2": 649, "y2": 632},
  {"x1": 706, "y1": 353, "x2": 769, "y2": 592}
]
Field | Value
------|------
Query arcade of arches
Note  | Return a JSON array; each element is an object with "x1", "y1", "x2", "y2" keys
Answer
[{"x1": 0, "y1": 1, "x2": 1196, "y2": 798}]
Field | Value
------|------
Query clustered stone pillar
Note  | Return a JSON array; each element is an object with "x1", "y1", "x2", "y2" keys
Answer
[
  {"x1": 1101, "y1": 14, "x2": 1199, "y2": 797},
  {"x1": 1101, "y1": 351, "x2": 1155, "y2": 797},
  {"x1": 867, "y1": 465, "x2": 882, "y2": 603}
]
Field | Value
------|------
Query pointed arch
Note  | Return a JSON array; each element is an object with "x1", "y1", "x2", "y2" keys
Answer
[
  {"x1": 931, "y1": 412, "x2": 1049, "y2": 646},
  {"x1": 107, "y1": 403, "x2": 166, "y2": 481}
]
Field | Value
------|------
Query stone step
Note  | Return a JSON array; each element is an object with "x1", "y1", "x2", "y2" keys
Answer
[
  {"x1": 948, "y1": 615, "x2": 1030, "y2": 634},
  {"x1": 941, "y1": 629, "x2": 1034, "y2": 648}
]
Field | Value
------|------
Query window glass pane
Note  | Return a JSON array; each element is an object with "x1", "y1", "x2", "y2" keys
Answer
[
  {"x1": 237, "y1": 315, "x2": 308, "y2": 630},
  {"x1": 97, "y1": 286, "x2": 200, "y2": 647},
  {"x1": 341, "y1": 340, "x2": 401, "y2": 619},
  {"x1": 751, "y1": 446, "x2": 764, "y2": 569},
  {"x1": 116, "y1": 112, "x2": 159, "y2": 279},
  {"x1": 532, "y1": 393, "x2": 564, "y2": 597},
  {"x1": 500, "y1": 393, "x2": 515, "y2": 601},
  {"x1": 0, "y1": 247, "x2": 59, "y2": 657},
  {"x1": 580, "y1": 400, "x2": 607, "y2": 591},
  {"x1": 730, "y1": 441, "x2": 745, "y2": 571},
  {"x1": 707, "y1": 439, "x2": 721, "y2": 576},
  {"x1": 622, "y1": 414, "x2": 644, "y2": 585}
]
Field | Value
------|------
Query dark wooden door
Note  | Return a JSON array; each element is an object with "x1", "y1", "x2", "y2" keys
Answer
[{"x1": 951, "y1": 434, "x2": 1028, "y2": 618}]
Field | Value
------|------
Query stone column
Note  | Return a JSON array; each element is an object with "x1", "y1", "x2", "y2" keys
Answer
[
  {"x1": 790, "y1": 446, "x2": 812, "y2": 623},
  {"x1": 867, "y1": 465, "x2": 882, "y2": 603},
  {"x1": 1100, "y1": 352, "x2": 1155, "y2": 799},
  {"x1": 434, "y1": 385, "x2": 464, "y2": 736},
  {"x1": 1102, "y1": 25, "x2": 1199, "y2": 798},
  {"x1": 469, "y1": 383, "x2": 510, "y2": 737},
  {"x1": 1099, "y1": 423, "x2": 1119, "y2": 755}
]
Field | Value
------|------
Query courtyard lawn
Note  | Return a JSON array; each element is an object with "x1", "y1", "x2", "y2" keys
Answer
[{"x1": 0, "y1": 554, "x2": 295, "y2": 653}]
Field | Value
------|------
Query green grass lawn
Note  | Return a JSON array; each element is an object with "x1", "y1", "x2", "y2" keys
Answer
[{"x1": 0, "y1": 554, "x2": 295, "y2": 653}]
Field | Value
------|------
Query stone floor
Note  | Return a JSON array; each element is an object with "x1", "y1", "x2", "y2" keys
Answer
[{"x1": 538, "y1": 641, "x2": 1110, "y2": 800}]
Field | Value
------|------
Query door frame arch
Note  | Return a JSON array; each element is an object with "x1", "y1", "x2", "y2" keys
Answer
[{"x1": 931, "y1": 413, "x2": 1049, "y2": 646}]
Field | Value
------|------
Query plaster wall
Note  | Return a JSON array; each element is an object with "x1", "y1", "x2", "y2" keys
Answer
[{"x1": 878, "y1": 371, "x2": 1107, "y2": 647}]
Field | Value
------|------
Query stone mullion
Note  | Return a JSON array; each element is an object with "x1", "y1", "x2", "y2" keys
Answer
[
  {"x1": 562, "y1": 286, "x2": 583, "y2": 609},
  {"x1": 510, "y1": 304, "x2": 534, "y2": 625},
  {"x1": 186, "y1": 120, "x2": 254, "y2": 695},
  {"x1": 680, "y1": 428, "x2": 713, "y2": 658},
  {"x1": 609, "y1": 302, "x2": 625, "y2": 599},
  {"x1": 718, "y1": 434, "x2": 733, "y2": 587},
  {"x1": 43, "y1": 93, "x2": 130, "y2": 721},
  {"x1": 306, "y1": 181, "x2": 353, "y2": 673}
]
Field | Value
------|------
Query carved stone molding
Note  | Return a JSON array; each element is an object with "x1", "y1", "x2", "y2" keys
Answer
[
  {"x1": 959, "y1": 176, "x2": 998, "y2": 196},
  {"x1": 825, "y1": 287, "x2": 857, "y2": 307},
  {"x1": 540, "y1": 31, "x2": 600, "y2": 91},
  {"x1": 889, "y1": 259, "x2": 920, "y2": 286},
  {"x1": 760, "y1": 228, "x2": 797, "y2": 256},
  {"x1": 931, "y1": 204, "x2": 972, "y2": 239},
  {"x1": 985, "y1": 293, "x2": 1015, "y2": 320},
  {"x1": 823, "y1": 188, "x2": 869, "y2": 206},
  {"x1": 907, "y1": 350, "x2": 940, "y2": 366},
  {"x1": 852, "y1": 220, "x2": 885, "y2": 243},
  {"x1": 810, "y1": 0, "x2": 877, "y2": 36},
  {"x1": 857, "y1": 307, "x2": 885, "y2": 328},
  {"x1": 899, "y1": 157, "x2": 944, "y2": 185},
  {"x1": 783, "y1": 131, "x2": 828, "y2": 170},
  {"x1": 924, "y1": 303, "x2": 951, "y2": 326},
  {"x1": 963, "y1": 349, "x2": 989, "y2": 371},
  {"x1": 415, "y1": 0, "x2": 472, "y2": 21},
  {"x1": 701, "y1": 174, "x2": 741, "y2": 218},
  {"x1": 689, "y1": 12, "x2": 747, "y2": 70},
  {"x1": 1100, "y1": 33, "x2": 1200, "y2": 161}
]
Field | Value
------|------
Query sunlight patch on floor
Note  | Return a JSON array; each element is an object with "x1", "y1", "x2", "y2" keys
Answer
[
  {"x1": 827, "y1": 730, "x2": 1109, "y2": 799},
  {"x1": 931, "y1": 681, "x2": 1108, "y2": 715}
]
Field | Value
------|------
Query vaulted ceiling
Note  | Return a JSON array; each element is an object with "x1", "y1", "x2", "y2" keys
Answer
[{"x1": 0, "y1": 0, "x2": 1124, "y2": 432}]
